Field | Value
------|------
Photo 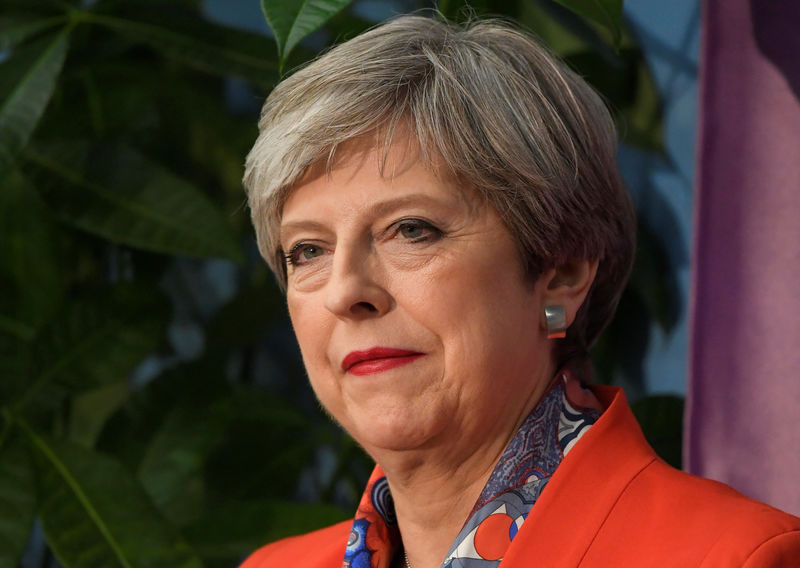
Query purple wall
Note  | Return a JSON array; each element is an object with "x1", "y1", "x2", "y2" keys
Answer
[{"x1": 687, "y1": 0, "x2": 800, "y2": 515}]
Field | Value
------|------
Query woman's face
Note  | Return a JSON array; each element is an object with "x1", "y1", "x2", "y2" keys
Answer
[{"x1": 280, "y1": 139, "x2": 556, "y2": 457}]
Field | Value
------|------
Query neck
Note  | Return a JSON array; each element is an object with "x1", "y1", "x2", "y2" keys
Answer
[
  {"x1": 374, "y1": 372, "x2": 554, "y2": 568},
  {"x1": 388, "y1": 450, "x2": 499, "y2": 568}
]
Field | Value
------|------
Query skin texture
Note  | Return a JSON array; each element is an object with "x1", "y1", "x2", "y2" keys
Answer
[{"x1": 280, "y1": 137, "x2": 597, "y2": 568}]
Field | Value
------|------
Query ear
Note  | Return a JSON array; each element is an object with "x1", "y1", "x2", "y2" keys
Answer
[{"x1": 540, "y1": 259, "x2": 599, "y2": 330}]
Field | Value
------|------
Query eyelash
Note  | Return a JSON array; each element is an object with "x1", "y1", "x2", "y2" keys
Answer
[
  {"x1": 284, "y1": 243, "x2": 321, "y2": 267},
  {"x1": 283, "y1": 218, "x2": 443, "y2": 268},
  {"x1": 391, "y1": 218, "x2": 442, "y2": 242}
]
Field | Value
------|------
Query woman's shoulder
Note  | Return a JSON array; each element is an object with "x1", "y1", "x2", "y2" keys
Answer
[
  {"x1": 238, "y1": 520, "x2": 351, "y2": 568},
  {"x1": 594, "y1": 458, "x2": 800, "y2": 566},
  {"x1": 521, "y1": 385, "x2": 800, "y2": 566},
  {"x1": 635, "y1": 458, "x2": 800, "y2": 533}
]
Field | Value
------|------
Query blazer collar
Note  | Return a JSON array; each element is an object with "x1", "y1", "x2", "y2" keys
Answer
[{"x1": 501, "y1": 386, "x2": 658, "y2": 566}]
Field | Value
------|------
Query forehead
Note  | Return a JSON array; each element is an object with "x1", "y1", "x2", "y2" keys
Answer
[
  {"x1": 299, "y1": 131, "x2": 425, "y2": 188},
  {"x1": 280, "y1": 134, "x2": 481, "y2": 223}
]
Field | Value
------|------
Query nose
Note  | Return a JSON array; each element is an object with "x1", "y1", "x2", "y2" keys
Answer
[{"x1": 324, "y1": 247, "x2": 393, "y2": 319}]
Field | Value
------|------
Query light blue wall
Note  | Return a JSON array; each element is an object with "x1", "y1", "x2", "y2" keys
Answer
[{"x1": 623, "y1": 1, "x2": 700, "y2": 395}]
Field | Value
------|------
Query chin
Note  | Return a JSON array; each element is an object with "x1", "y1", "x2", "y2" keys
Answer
[{"x1": 346, "y1": 407, "x2": 445, "y2": 455}]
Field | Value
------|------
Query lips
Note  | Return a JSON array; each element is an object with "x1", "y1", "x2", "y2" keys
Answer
[{"x1": 341, "y1": 347, "x2": 424, "y2": 376}]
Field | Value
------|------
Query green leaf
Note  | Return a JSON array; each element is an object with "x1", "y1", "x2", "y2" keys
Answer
[
  {"x1": 261, "y1": 0, "x2": 353, "y2": 68},
  {"x1": 0, "y1": 427, "x2": 36, "y2": 568},
  {"x1": 23, "y1": 425, "x2": 204, "y2": 568},
  {"x1": 627, "y1": 221, "x2": 678, "y2": 331},
  {"x1": 553, "y1": 0, "x2": 623, "y2": 49},
  {"x1": 25, "y1": 141, "x2": 243, "y2": 261},
  {"x1": 590, "y1": 286, "x2": 651, "y2": 393},
  {"x1": 95, "y1": 360, "x2": 232, "y2": 476},
  {"x1": 631, "y1": 395, "x2": 684, "y2": 469},
  {"x1": 0, "y1": 333, "x2": 32, "y2": 405},
  {"x1": 518, "y1": 0, "x2": 590, "y2": 56},
  {"x1": 563, "y1": 48, "x2": 664, "y2": 151},
  {"x1": 618, "y1": 55, "x2": 664, "y2": 151},
  {"x1": 0, "y1": 15, "x2": 66, "y2": 51},
  {"x1": 69, "y1": 380, "x2": 131, "y2": 449},
  {"x1": 184, "y1": 499, "x2": 349, "y2": 562},
  {"x1": 2, "y1": 0, "x2": 77, "y2": 10},
  {"x1": 83, "y1": 9, "x2": 279, "y2": 86},
  {"x1": 206, "y1": 281, "x2": 287, "y2": 348},
  {"x1": 14, "y1": 298, "x2": 164, "y2": 411},
  {"x1": 0, "y1": 28, "x2": 69, "y2": 171},
  {"x1": 0, "y1": 169, "x2": 63, "y2": 334},
  {"x1": 137, "y1": 403, "x2": 232, "y2": 526},
  {"x1": 204, "y1": 393, "x2": 318, "y2": 503}
]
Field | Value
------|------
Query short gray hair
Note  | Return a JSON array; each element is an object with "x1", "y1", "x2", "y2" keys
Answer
[{"x1": 244, "y1": 15, "x2": 636, "y2": 365}]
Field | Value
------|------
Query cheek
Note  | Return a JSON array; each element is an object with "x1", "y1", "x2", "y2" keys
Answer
[
  {"x1": 287, "y1": 295, "x2": 329, "y2": 367},
  {"x1": 288, "y1": 301, "x2": 340, "y2": 407},
  {"x1": 286, "y1": 295, "x2": 307, "y2": 345},
  {"x1": 412, "y1": 261, "x2": 541, "y2": 354},
  {"x1": 410, "y1": 249, "x2": 520, "y2": 314}
]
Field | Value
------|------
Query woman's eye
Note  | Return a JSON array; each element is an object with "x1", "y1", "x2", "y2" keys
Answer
[
  {"x1": 286, "y1": 243, "x2": 325, "y2": 266},
  {"x1": 394, "y1": 219, "x2": 441, "y2": 242}
]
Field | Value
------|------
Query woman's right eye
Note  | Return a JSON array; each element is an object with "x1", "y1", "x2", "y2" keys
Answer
[{"x1": 286, "y1": 243, "x2": 326, "y2": 266}]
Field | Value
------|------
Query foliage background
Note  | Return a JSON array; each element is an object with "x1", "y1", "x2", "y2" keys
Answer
[{"x1": 0, "y1": 0, "x2": 684, "y2": 566}]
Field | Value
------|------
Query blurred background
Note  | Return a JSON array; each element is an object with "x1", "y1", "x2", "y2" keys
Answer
[{"x1": 1, "y1": 0, "x2": 699, "y2": 566}]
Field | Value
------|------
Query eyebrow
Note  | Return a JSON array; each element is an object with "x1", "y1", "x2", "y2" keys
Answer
[
  {"x1": 279, "y1": 219, "x2": 329, "y2": 238},
  {"x1": 279, "y1": 193, "x2": 455, "y2": 244}
]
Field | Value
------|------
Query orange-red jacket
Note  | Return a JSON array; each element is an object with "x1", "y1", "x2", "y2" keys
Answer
[{"x1": 241, "y1": 386, "x2": 800, "y2": 567}]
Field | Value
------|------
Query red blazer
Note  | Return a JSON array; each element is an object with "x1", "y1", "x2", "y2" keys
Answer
[{"x1": 241, "y1": 386, "x2": 800, "y2": 567}]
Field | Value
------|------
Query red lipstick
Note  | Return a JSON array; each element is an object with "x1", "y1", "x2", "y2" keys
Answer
[{"x1": 341, "y1": 347, "x2": 424, "y2": 376}]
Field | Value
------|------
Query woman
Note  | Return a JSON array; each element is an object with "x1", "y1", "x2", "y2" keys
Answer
[{"x1": 241, "y1": 15, "x2": 800, "y2": 568}]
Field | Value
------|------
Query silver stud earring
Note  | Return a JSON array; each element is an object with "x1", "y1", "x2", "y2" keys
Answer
[{"x1": 544, "y1": 305, "x2": 567, "y2": 339}]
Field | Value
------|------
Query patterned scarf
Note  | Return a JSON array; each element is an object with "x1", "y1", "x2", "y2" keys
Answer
[{"x1": 342, "y1": 370, "x2": 603, "y2": 568}]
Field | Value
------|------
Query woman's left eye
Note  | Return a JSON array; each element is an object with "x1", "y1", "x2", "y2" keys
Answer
[{"x1": 393, "y1": 219, "x2": 441, "y2": 242}]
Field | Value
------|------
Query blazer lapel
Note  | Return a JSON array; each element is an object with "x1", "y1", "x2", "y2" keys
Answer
[{"x1": 500, "y1": 386, "x2": 658, "y2": 567}]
